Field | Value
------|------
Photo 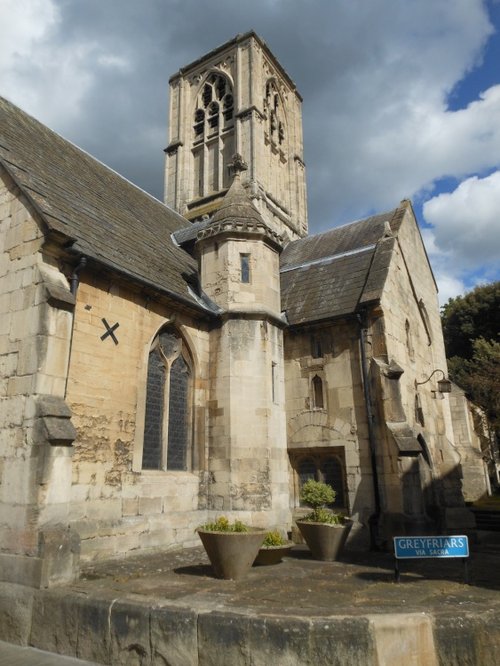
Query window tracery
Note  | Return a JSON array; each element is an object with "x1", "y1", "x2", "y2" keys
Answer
[
  {"x1": 192, "y1": 73, "x2": 234, "y2": 196},
  {"x1": 264, "y1": 80, "x2": 285, "y2": 145},
  {"x1": 142, "y1": 328, "x2": 192, "y2": 471}
]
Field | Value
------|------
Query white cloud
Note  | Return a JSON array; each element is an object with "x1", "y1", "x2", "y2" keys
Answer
[
  {"x1": 423, "y1": 171, "x2": 500, "y2": 267},
  {"x1": 420, "y1": 172, "x2": 500, "y2": 302},
  {"x1": 309, "y1": 6, "x2": 500, "y2": 224},
  {"x1": 1, "y1": 0, "x2": 91, "y2": 128},
  {"x1": 435, "y1": 273, "x2": 467, "y2": 306},
  {"x1": 0, "y1": 0, "x2": 58, "y2": 63},
  {"x1": 96, "y1": 54, "x2": 131, "y2": 71},
  {"x1": 0, "y1": 0, "x2": 131, "y2": 133}
]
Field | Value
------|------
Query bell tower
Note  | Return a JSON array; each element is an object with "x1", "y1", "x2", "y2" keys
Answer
[{"x1": 165, "y1": 31, "x2": 308, "y2": 240}]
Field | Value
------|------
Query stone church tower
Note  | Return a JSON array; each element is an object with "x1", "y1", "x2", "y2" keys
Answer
[{"x1": 165, "y1": 31, "x2": 308, "y2": 240}]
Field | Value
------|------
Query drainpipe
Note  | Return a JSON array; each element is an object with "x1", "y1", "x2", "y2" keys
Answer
[
  {"x1": 65, "y1": 256, "x2": 87, "y2": 398},
  {"x1": 357, "y1": 312, "x2": 382, "y2": 548},
  {"x1": 70, "y1": 256, "x2": 87, "y2": 295}
]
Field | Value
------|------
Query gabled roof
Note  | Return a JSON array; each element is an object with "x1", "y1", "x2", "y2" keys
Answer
[
  {"x1": 280, "y1": 208, "x2": 406, "y2": 326},
  {"x1": 0, "y1": 96, "x2": 208, "y2": 314}
]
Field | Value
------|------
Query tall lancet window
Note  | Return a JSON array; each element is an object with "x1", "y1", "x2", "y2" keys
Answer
[
  {"x1": 264, "y1": 79, "x2": 285, "y2": 145},
  {"x1": 192, "y1": 72, "x2": 235, "y2": 197},
  {"x1": 142, "y1": 328, "x2": 192, "y2": 471}
]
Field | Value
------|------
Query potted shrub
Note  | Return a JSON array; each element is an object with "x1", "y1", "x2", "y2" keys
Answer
[
  {"x1": 253, "y1": 530, "x2": 294, "y2": 566},
  {"x1": 197, "y1": 516, "x2": 265, "y2": 579},
  {"x1": 295, "y1": 480, "x2": 352, "y2": 561}
]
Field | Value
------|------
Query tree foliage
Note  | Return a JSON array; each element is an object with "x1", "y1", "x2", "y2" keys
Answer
[
  {"x1": 442, "y1": 282, "x2": 500, "y2": 433},
  {"x1": 448, "y1": 339, "x2": 500, "y2": 431},
  {"x1": 441, "y1": 281, "x2": 500, "y2": 360}
]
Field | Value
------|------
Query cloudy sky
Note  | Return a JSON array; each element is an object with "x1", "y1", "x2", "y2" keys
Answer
[{"x1": 2, "y1": 0, "x2": 500, "y2": 303}]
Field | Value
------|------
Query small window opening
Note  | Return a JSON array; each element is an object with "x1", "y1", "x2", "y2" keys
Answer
[
  {"x1": 240, "y1": 254, "x2": 250, "y2": 283},
  {"x1": 272, "y1": 362, "x2": 277, "y2": 403},
  {"x1": 312, "y1": 375, "x2": 324, "y2": 409}
]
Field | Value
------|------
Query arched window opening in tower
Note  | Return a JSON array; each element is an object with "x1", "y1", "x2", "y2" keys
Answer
[{"x1": 192, "y1": 73, "x2": 234, "y2": 197}]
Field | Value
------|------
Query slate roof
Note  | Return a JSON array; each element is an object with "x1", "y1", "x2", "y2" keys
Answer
[
  {"x1": 280, "y1": 208, "x2": 406, "y2": 326},
  {"x1": 0, "y1": 96, "x2": 208, "y2": 314}
]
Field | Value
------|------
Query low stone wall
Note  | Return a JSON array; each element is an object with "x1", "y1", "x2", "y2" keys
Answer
[{"x1": 1, "y1": 584, "x2": 499, "y2": 665}]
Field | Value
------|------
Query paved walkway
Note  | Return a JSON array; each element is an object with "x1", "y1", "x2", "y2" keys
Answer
[
  {"x1": 0, "y1": 641, "x2": 99, "y2": 665},
  {"x1": 2, "y1": 542, "x2": 500, "y2": 665}
]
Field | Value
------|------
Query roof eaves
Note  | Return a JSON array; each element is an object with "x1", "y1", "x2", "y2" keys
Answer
[{"x1": 69, "y1": 248, "x2": 217, "y2": 319}]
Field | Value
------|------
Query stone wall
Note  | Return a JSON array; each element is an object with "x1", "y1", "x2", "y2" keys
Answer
[
  {"x1": 199, "y1": 236, "x2": 281, "y2": 313},
  {"x1": 374, "y1": 206, "x2": 474, "y2": 534},
  {"x1": 206, "y1": 317, "x2": 289, "y2": 528},
  {"x1": 0, "y1": 169, "x2": 78, "y2": 586},
  {"x1": 65, "y1": 273, "x2": 211, "y2": 562},
  {"x1": 284, "y1": 321, "x2": 373, "y2": 545},
  {"x1": 449, "y1": 384, "x2": 490, "y2": 501}
]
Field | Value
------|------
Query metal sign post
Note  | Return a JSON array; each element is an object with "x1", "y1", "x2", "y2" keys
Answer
[{"x1": 393, "y1": 535, "x2": 469, "y2": 584}]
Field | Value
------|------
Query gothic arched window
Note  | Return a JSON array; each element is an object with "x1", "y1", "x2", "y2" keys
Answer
[
  {"x1": 192, "y1": 73, "x2": 234, "y2": 197},
  {"x1": 142, "y1": 328, "x2": 192, "y2": 471}
]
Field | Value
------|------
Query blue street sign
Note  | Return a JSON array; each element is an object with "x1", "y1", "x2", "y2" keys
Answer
[{"x1": 394, "y1": 535, "x2": 469, "y2": 559}]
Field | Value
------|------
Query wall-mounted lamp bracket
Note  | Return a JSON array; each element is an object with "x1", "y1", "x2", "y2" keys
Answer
[{"x1": 415, "y1": 368, "x2": 451, "y2": 394}]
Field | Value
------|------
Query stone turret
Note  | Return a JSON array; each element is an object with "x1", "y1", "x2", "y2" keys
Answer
[
  {"x1": 196, "y1": 155, "x2": 283, "y2": 315},
  {"x1": 196, "y1": 156, "x2": 290, "y2": 527}
]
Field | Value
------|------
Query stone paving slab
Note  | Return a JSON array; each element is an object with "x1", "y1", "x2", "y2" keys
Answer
[{"x1": 1, "y1": 545, "x2": 500, "y2": 665}]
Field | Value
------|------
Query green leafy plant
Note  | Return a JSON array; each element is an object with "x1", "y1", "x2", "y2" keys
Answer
[
  {"x1": 262, "y1": 530, "x2": 287, "y2": 547},
  {"x1": 300, "y1": 479, "x2": 343, "y2": 524},
  {"x1": 197, "y1": 516, "x2": 249, "y2": 533}
]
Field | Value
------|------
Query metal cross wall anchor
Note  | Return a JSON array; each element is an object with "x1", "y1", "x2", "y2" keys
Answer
[{"x1": 100, "y1": 318, "x2": 119, "y2": 345}]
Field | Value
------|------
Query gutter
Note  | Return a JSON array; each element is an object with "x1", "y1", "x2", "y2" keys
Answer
[
  {"x1": 65, "y1": 256, "x2": 87, "y2": 399},
  {"x1": 357, "y1": 312, "x2": 382, "y2": 548}
]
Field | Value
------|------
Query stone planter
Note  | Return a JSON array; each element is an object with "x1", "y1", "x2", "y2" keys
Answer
[
  {"x1": 296, "y1": 519, "x2": 352, "y2": 561},
  {"x1": 254, "y1": 542, "x2": 294, "y2": 566},
  {"x1": 197, "y1": 529, "x2": 266, "y2": 579}
]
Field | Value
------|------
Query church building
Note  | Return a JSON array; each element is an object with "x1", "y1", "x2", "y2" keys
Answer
[{"x1": 0, "y1": 32, "x2": 487, "y2": 587}]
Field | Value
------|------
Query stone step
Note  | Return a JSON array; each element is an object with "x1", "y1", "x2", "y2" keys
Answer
[{"x1": 471, "y1": 508, "x2": 500, "y2": 531}]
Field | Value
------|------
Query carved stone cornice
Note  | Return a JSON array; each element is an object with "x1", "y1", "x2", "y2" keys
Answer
[
  {"x1": 196, "y1": 218, "x2": 283, "y2": 252},
  {"x1": 235, "y1": 106, "x2": 266, "y2": 121}
]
